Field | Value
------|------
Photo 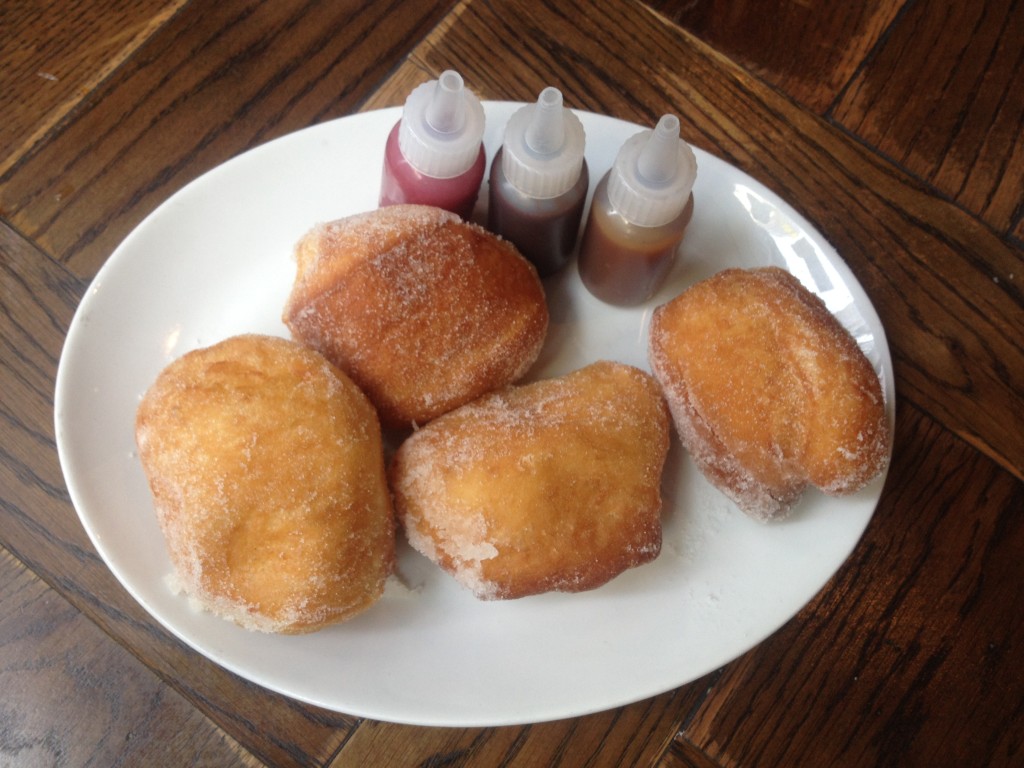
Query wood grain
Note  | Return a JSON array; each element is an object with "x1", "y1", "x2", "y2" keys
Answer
[
  {"x1": 652, "y1": 0, "x2": 1024, "y2": 242},
  {"x1": 659, "y1": 736, "x2": 727, "y2": 768},
  {"x1": 333, "y1": 688, "x2": 699, "y2": 766},
  {"x1": 646, "y1": 0, "x2": 906, "y2": 114},
  {"x1": 681, "y1": 402, "x2": 1024, "y2": 767},
  {"x1": 0, "y1": 0, "x2": 189, "y2": 178},
  {"x1": 833, "y1": 0, "x2": 1024, "y2": 238},
  {"x1": 0, "y1": 0, "x2": 456, "y2": 281},
  {"x1": 0, "y1": 546, "x2": 262, "y2": 766}
]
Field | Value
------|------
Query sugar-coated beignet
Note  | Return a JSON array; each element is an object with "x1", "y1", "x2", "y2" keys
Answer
[
  {"x1": 648, "y1": 267, "x2": 890, "y2": 521},
  {"x1": 282, "y1": 204, "x2": 548, "y2": 429},
  {"x1": 390, "y1": 361, "x2": 670, "y2": 600},
  {"x1": 135, "y1": 334, "x2": 395, "y2": 633}
]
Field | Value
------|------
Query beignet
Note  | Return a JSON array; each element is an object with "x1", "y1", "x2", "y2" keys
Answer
[
  {"x1": 648, "y1": 267, "x2": 890, "y2": 521},
  {"x1": 282, "y1": 204, "x2": 548, "y2": 429},
  {"x1": 135, "y1": 334, "x2": 395, "y2": 633},
  {"x1": 389, "y1": 361, "x2": 670, "y2": 600}
]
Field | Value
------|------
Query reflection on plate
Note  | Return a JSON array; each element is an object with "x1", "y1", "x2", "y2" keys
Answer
[{"x1": 54, "y1": 103, "x2": 894, "y2": 727}]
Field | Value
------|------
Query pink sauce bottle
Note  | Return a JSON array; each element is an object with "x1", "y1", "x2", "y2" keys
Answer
[
  {"x1": 379, "y1": 70, "x2": 486, "y2": 220},
  {"x1": 487, "y1": 87, "x2": 588, "y2": 277},
  {"x1": 577, "y1": 114, "x2": 697, "y2": 306}
]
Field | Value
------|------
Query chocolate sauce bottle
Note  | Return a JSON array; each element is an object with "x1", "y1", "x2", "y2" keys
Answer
[
  {"x1": 578, "y1": 114, "x2": 697, "y2": 305},
  {"x1": 379, "y1": 70, "x2": 486, "y2": 221},
  {"x1": 487, "y1": 87, "x2": 588, "y2": 276}
]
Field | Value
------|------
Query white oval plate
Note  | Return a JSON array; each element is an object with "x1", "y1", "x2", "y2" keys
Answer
[{"x1": 54, "y1": 103, "x2": 894, "y2": 727}]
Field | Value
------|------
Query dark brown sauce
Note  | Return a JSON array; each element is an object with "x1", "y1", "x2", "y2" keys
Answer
[{"x1": 487, "y1": 149, "x2": 589, "y2": 276}]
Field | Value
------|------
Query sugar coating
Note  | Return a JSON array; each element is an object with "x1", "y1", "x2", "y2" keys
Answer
[
  {"x1": 135, "y1": 334, "x2": 395, "y2": 633},
  {"x1": 390, "y1": 360, "x2": 671, "y2": 600},
  {"x1": 648, "y1": 267, "x2": 891, "y2": 521},
  {"x1": 282, "y1": 204, "x2": 548, "y2": 429}
]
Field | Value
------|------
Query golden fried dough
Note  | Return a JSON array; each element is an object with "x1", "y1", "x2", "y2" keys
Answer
[
  {"x1": 282, "y1": 204, "x2": 549, "y2": 429},
  {"x1": 389, "y1": 361, "x2": 670, "y2": 599},
  {"x1": 648, "y1": 267, "x2": 890, "y2": 521},
  {"x1": 135, "y1": 334, "x2": 395, "y2": 633}
]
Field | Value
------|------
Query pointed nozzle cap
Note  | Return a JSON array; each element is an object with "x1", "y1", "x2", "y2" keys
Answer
[
  {"x1": 425, "y1": 70, "x2": 467, "y2": 133},
  {"x1": 501, "y1": 87, "x2": 586, "y2": 199},
  {"x1": 398, "y1": 70, "x2": 485, "y2": 178},
  {"x1": 607, "y1": 114, "x2": 697, "y2": 227}
]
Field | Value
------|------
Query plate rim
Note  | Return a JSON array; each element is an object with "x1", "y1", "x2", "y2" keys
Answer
[{"x1": 53, "y1": 102, "x2": 895, "y2": 726}]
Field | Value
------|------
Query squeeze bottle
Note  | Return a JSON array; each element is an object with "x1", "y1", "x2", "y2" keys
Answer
[
  {"x1": 577, "y1": 114, "x2": 697, "y2": 305},
  {"x1": 487, "y1": 87, "x2": 588, "y2": 276},
  {"x1": 379, "y1": 70, "x2": 486, "y2": 220}
]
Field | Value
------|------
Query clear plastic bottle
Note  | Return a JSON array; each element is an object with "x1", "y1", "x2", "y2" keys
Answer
[
  {"x1": 379, "y1": 70, "x2": 486, "y2": 220},
  {"x1": 487, "y1": 87, "x2": 588, "y2": 276},
  {"x1": 577, "y1": 114, "x2": 697, "y2": 305}
]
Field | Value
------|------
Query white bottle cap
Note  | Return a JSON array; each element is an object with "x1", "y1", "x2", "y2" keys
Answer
[
  {"x1": 607, "y1": 114, "x2": 697, "y2": 227},
  {"x1": 398, "y1": 70, "x2": 486, "y2": 179},
  {"x1": 501, "y1": 87, "x2": 586, "y2": 199}
]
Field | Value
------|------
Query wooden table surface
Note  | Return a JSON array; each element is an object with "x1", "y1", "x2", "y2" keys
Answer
[{"x1": 2, "y1": 0, "x2": 1022, "y2": 765}]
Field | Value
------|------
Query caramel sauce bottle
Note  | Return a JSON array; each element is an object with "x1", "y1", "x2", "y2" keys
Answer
[
  {"x1": 578, "y1": 114, "x2": 697, "y2": 306},
  {"x1": 379, "y1": 70, "x2": 486, "y2": 221},
  {"x1": 487, "y1": 87, "x2": 589, "y2": 277}
]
